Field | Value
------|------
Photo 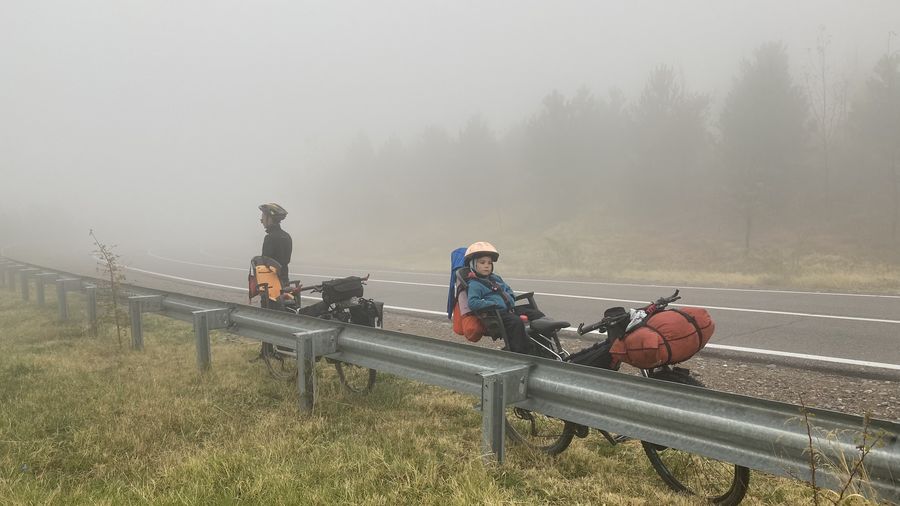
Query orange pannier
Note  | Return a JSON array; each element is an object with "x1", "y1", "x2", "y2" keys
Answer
[
  {"x1": 609, "y1": 307, "x2": 714, "y2": 369},
  {"x1": 452, "y1": 301, "x2": 487, "y2": 343}
]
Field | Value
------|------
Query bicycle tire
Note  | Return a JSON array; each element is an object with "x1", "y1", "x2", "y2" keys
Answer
[
  {"x1": 332, "y1": 302, "x2": 381, "y2": 394},
  {"x1": 333, "y1": 361, "x2": 377, "y2": 393},
  {"x1": 505, "y1": 406, "x2": 574, "y2": 455},
  {"x1": 641, "y1": 369, "x2": 750, "y2": 505},
  {"x1": 261, "y1": 342, "x2": 298, "y2": 381}
]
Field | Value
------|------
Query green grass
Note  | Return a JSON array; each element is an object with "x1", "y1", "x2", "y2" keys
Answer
[{"x1": 0, "y1": 290, "x2": 866, "y2": 504}]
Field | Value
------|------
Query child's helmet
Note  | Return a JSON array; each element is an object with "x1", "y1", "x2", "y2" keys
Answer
[
  {"x1": 464, "y1": 242, "x2": 499, "y2": 263},
  {"x1": 259, "y1": 203, "x2": 288, "y2": 221}
]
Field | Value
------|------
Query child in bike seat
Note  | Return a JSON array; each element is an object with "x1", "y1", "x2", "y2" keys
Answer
[{"x1": 463, "y1": 242, "x2": 544, "y2": 355}]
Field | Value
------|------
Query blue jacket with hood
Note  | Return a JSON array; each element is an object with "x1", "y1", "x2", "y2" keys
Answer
[{"x1": 467, "y1": 273, "x2": 516, "y2": 312}]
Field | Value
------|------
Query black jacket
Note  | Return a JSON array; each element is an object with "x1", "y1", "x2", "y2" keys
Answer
[{"x1": 262, "y1": 223, "x2": 292, "y2": 284}]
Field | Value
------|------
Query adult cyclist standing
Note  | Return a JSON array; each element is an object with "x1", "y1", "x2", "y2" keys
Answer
[{"x1": 259, "y1": 203, "x2": 292, "y2": 286}]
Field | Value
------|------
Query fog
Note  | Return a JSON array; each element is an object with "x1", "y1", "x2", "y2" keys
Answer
[{"x1": 2, "y1": 1, "x2": 899, "y2": 279}]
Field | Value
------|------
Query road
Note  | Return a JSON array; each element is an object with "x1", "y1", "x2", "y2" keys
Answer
[{"x1": 108, "y1": 248, "x2": 900, "y2": 369}]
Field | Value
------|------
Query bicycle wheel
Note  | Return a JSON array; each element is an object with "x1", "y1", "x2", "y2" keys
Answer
[
  {"x1": 641, "y1": 369, "x2": 750, "y2": 505},
  {"x1": 504, "y1": 406, "x2": 574, "y2": 455},
  {"x1": 333, "y1": 361, "x2": 377, "y2": 393},
  {"x1": 332, "y1": 303, "x2": 380, "y2": 394},
  {"x1": 261, "y1": 342, "x2": 297, "y2": 381}
]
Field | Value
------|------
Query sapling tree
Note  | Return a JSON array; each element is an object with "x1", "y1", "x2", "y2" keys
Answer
[{"x1": 89, "y1": 229, "x2": 126, "y2": 348}]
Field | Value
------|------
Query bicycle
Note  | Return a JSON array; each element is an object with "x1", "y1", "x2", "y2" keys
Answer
[
  {"x1": 492, "y1": 291, "x2": 750, "y2": 505},
  {"x1": 257, "y1": 271, "x2": 383, "y2": 394}
]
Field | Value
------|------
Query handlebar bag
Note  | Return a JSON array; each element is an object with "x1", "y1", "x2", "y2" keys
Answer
[
  {"x1": 321, "y1": 276, "x2": 365, "y2": 304},
  {"x1": 609, "y1": 307, "x2": 714, "y2": 368}
]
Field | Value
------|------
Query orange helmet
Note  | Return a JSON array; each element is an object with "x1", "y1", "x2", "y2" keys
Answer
[{"x1": 464, "y1": 241, "x2": 499, "y2": 263}]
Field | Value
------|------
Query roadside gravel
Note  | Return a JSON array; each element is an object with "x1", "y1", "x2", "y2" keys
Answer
[{"x1": 386, "y1": 310, "x2": 899, "y2": 422}]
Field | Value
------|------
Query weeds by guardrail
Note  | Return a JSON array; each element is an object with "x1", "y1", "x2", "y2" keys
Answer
[{"x1": 89, "y1": 229, "x2": 126, "y2": 347}]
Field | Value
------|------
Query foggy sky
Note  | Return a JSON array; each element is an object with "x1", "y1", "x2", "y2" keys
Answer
[{"x1": 1, "y1": 1, "x2": 899, "y2": 254}]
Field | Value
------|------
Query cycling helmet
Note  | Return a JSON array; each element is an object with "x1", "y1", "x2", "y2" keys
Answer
[
  {"x1": 464, "y1": 241, "x2": 499, "y2": 263},
  {"x1": 259, "y1": 203, "x2": 288, "y2": 221}
]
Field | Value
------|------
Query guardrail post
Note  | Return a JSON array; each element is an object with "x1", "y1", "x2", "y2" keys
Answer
[
  {"x1": 129, "y1": 298, "x2": 142, "y2": 350},
  {"x1": 128, "y1": 295, "x2": 164, "y2": 351},
  {"x1": 35, "y1": 273, "x2": 57, "y2": 306},
  {"x1": 292, "y1": 329, "x2": 340, "y2": 413},
  {"x1": 0, "y1": 262, "x2": 10, "y2": 288},
  {"x1": 19, "y1": 268, "x2": 39, "y2": 301},
  {"x1": 56, "y1": 278, "x2": 68, "y2": 320},
  {"x1": 479, "y1": 365, "x2": 530, "y2": 464},
  {"x1": 20, "y1": 270, "x2": 29, "y2": 300},
  {"x1": 192, "y1": 309, "x2": 230, "y2": 371},
  {"x1": 85, "y1": 284, "x2": 98, "y2": 336},
  {"x1": 55, "y1": 278, "x2": 83, "y2": 321},
  {"x1": 7, "y1": 266, "x2": 20, "y2": 291},
  {"x1": 296, "y1": 334, "x2": 316, "y2": 412}
]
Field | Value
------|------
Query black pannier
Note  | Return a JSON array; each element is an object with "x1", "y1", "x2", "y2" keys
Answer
[
  {"x1": 350, "y1": 299, "x2": 384, "y2": 327},
  {"x1": 321, "y1": 276, "x2": 365, "y2": 304},
  {"x1": 567, "y1": 340, "x2": 617, "y2": 370}
]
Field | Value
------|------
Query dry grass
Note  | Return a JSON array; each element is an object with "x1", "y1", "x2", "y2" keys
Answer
[
  {"x1": 306, "y1": 223, "x2": 900, "y2": 294},
  {"x1": 0, "y1": 290, "x2": 858, "y2": 505}
]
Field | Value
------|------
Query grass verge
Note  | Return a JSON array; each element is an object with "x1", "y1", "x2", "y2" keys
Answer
[{"x1": 0, "y1": 290, "x2": 854, "y2": 505}]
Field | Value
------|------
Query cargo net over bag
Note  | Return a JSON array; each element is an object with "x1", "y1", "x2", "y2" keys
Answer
[{"x1": 609, "y1": 307, "x2": 714, "y2": 369}]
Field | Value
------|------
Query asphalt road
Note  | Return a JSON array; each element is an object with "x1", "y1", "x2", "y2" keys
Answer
[{"x1": 112, "y1": 248, "x2": 900, "y2": 368}]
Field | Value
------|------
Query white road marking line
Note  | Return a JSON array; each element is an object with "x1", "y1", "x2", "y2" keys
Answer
[
  {"x1": 143, "y1": 252, "x2": 899, "y2": 324},
  {"x1": 532, "y1": 293, "x2": 900, "y2": 324},
  {"x1": 704, "y1": 344, "x2": 900, "y2": 371},
  {"x1": 125, "y1": 266, "x2": 246, "y2": 291},
  {"x1": 146, "y1": 251, "x2": 447, "y2": 285},
  {"x1": 510, "y1": 277, "x2": 900, "y2": 299},
  {"x1": 148, "y1": 251, "x2": 900, "y2": 299},
  {"x1": 123, "y1": 264, "x2": 899, "y2": 370}
]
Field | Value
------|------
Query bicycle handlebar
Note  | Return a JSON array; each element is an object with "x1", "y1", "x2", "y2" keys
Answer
[
  {"x1": 652, "y1": 289, "x2": 681, "y2": 308},
  {"x1": 576, "y1": 290, "x2": 681, "y2": 336},
  {"x1": 577, "y1": 320, "x2": 607, "y2": 335}
]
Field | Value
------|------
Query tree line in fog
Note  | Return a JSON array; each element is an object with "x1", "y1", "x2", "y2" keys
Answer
[{"x1": 316, "y1": 40, "x2": 900, "y2": 258}]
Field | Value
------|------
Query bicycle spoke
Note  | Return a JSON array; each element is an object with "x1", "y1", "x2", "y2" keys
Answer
[
  {"x1": 334, "y1": 362, "x2": 376, "y2": 394},
  {"x1": 505, "y1": 408, "x2": 573, "y2": 455}
]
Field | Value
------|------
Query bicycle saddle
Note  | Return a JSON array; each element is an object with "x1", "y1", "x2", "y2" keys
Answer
[{"x1": 529, "y1": 318, "x2": 571, "y2": 334}]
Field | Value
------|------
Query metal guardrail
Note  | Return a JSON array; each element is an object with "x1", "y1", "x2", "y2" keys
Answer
[{"x1": 1, "y1": 256, "x2": 898, "y2": 501}]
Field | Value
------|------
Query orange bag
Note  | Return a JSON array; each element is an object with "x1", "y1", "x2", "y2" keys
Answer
[
  {"x1": 452, "y1": 301, "x2": 486, "y2": 343},
  {"x1": 609, "y1": 307, "x2": 714, "y2": 368}
]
